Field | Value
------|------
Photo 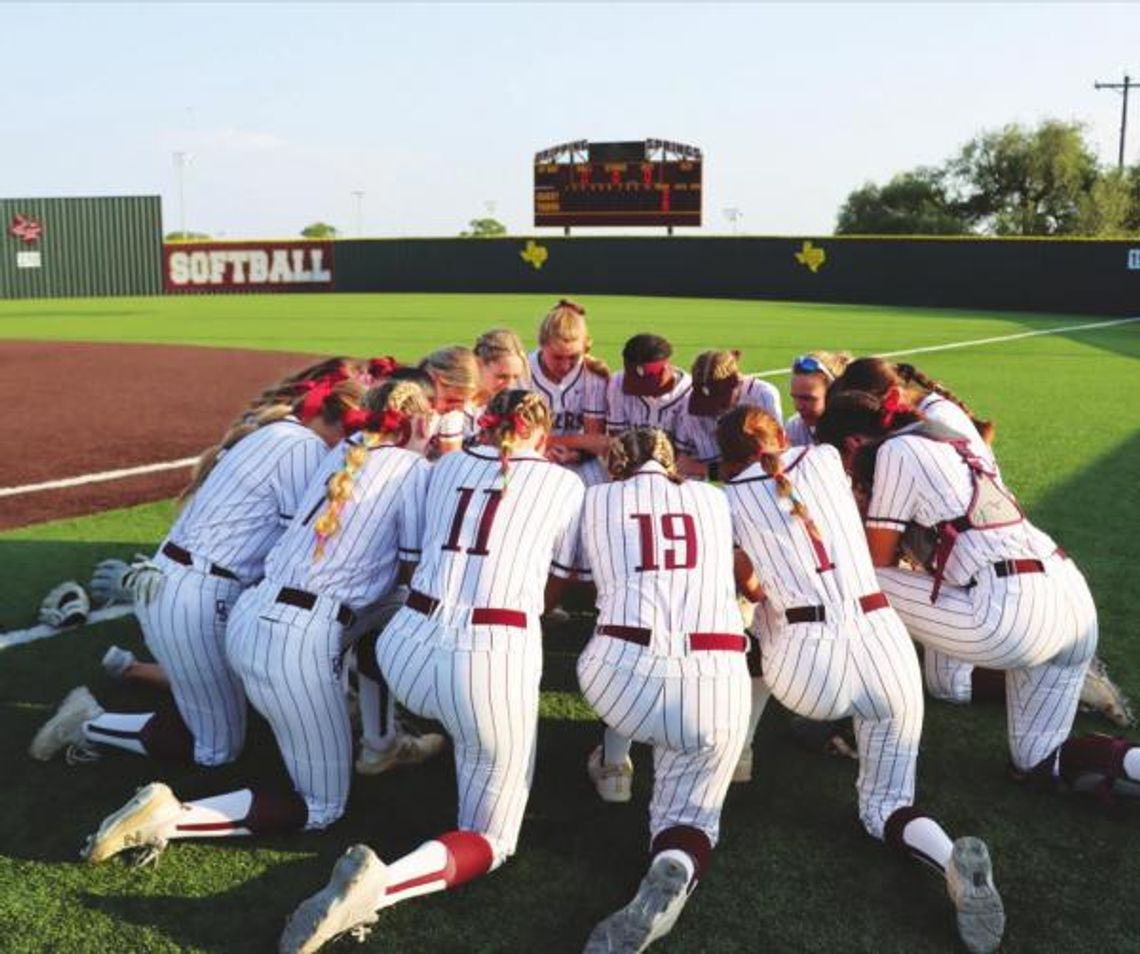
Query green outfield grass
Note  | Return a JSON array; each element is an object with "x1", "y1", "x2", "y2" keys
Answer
[{"x1": 1, "y1": 294, "x2": 1138, "y2": 953}]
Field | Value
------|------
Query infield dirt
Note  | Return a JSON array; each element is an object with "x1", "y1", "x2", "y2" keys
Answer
[{"x1": 0, "y1": 340, "x2": 321, "y2": 530}]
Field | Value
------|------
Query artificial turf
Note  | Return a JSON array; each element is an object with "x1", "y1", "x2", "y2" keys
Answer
[{"x1": 0, "y1": 294, "x2": 1137, "y2": 953}]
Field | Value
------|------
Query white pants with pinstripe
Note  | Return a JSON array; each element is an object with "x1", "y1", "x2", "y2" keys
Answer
[
  {"x1": 377, "y1": 606, "x2": 543, "y2": 867},
  {"x1": 876, "y1": 555, "x2": 1097, "y2": 771},
  {"x1": 136, "y1": 552, "x2": 247, "y2": 766},
  {"x1": 577, "y1": 636, "x2": 750, "y2": 845},
  {"x1": 225, "y1": 580, "x2": 353, "y2": 830},
  {"x1": 755, "y1": 600, "x2": 924, "y2": 840}
]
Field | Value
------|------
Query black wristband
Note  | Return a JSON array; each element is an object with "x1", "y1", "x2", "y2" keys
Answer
[{"x1": 707, "y1": 461, "x2": 720, "y2": 482}]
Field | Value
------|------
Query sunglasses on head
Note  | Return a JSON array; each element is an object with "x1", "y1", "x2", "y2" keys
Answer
[{"x1": 792, "y1": 354, "x2": 834, "y2": 381}]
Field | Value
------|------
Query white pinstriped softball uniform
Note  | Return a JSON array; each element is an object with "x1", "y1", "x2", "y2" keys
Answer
[
  {"x1": 725, "y1": 445, "x2": 924, "y2": 839},
  {"x1": 132, "y1": 419, "x2": 328, "y2": 767},
  {"x1": 909, "y1": 395, "x2": 1000, "y2": 703},
  {"x1": 866, "y1": 435, "x2": 1097, "y2": 771},
  {"x1": 783, "y1": 413, "x2": 813, "y2": 448},
  {"x1": 576, "y1": 462, "x2": 750, "y2": 845},
  {"x1": 224, "y1": 439, "x2": 430, "y2": 828},
  {"x1": 674, "y1": 376, "x2": 784, "y2": 463},
  {"x1": 528, "y1": 349, "x2": 608, "y2": 485},
  {"x1": 606, "y1": 368, "x2": 692, "y2": 440},
  {"x1": 376, "y1": 446, "x2": 587, "y2": 864}
]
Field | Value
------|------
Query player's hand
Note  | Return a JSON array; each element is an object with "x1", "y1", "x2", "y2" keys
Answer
[
  {"x1": 546, "y1": 445, "x2": 581, "y2": 465},
  {"x1": 122, "y1": 554, "x2": 165, "y2": 606}
]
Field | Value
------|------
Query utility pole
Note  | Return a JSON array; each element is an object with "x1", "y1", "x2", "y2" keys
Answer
[{"x1": 1095, "y1": 73, "x2": 1139, "y2": 170}]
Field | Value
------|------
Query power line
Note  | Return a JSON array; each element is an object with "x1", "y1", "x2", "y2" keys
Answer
[{"x1": 1094, "y1": 73, "x2": 1139, "y2": 170}]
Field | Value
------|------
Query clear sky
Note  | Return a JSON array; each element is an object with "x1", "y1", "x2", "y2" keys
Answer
[{"x1": 3, "y1": 2, "x2": 1137, "y2": 239}]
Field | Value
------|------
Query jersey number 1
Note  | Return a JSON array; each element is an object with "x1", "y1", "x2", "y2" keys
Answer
[
  {"x1": 442, "y1": 487, "x2": 503, "y2": 556},
  {"x1": 631, "y1": 512, "x2": 698, "y2": 571}
]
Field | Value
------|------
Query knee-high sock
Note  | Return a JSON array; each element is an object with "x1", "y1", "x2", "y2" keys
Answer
[
  {"x1": 380, "y1": 831, "x2": 496, "y2": 907},
  {"x1": 358, "y1": 672, "x2": 399, "y2": 750},
  {"x1": 603, "y1": 728, "x2": 632, "y2": 767},
  {"x1": 171, "y1": 788, "x2": 307, "y2": 840},
  {"x1": 651, "y1": 825, "x2": 710, "y2": 888},
  {"x1": 743, "y1": 677, "x2": 771, "y2": 750},
  {"x1": 884, "y1": 806, "x2": 953, "y2": 872},
  {"x1": 83, "y1": 710, "x2": 194, "y2": 761}
]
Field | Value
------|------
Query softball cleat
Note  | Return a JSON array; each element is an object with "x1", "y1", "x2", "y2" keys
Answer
[
  {"x1": 279, "y1": 844, "x2": 386, "y2": 954},
  {"x1": 583, "y1": 853, "x2": 692, "y2": 953},
  {"x1": 29, "y1": 686, "x2": 103, "y2": 761},
  {"x1": 587, "y1": 745, "x2": 634, "y2": 804},
  {"x1": 82, "y1": 781, "x2": 183, "y2": 864},
  {"x1": 354, "y1": 732, "x2": 447, "y2": 776},
  {"x1": 946, "y1": 836, "x2": 1005, "y2": 954}
]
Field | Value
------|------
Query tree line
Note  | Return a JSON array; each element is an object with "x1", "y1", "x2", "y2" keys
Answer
[{"x1": 835, "y1": 119, "x2": 1140, "y2": 237}]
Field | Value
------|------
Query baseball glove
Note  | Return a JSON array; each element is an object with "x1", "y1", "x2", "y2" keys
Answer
[
  {"x1": 38, "y1": 581, "x2": 91, "y2": 629},
  {"x1": 89, "y1": 559, "x2": 135, "y2": 607}
]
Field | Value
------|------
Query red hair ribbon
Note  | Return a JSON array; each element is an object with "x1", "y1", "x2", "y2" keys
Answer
[
  {"x1": 377, "y1": 408, "x2": 408, "y2": 433},
  {"x1": 880, "y1": 390, "x2": 903, "y2": 430},
  {"x1": 478, "y1": 410, "x2": 530, "y2": 438},
  {"x1": 297, "y1": 376, "x2": 337, "y2": 423},
  {"x1": 368, "y1": 356, "x2": 400, "y2": 380},
  {"x1": 341, "y1": 408, "x2": 370, "y2": 434}
]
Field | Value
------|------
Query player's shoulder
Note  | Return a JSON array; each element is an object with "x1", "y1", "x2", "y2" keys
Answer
[{"x1": 744, "y1": 374, "x2": 780, "y2": 397}]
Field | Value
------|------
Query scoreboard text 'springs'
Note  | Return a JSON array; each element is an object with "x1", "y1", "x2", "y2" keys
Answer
[{"x1": 534, "y1": 140, "x2": 702, "y2": 228}]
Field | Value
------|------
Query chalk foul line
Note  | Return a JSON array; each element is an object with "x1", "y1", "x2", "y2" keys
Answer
[
  {"x1": 0, "y1": 604, "x2": 134, "y2": 651},
  {"x1": 753, "y1": 315, "x2": 1139, "y2": 377},
  {"x1": 0, "y1": 457, "x2": 197, "y2": 499}
]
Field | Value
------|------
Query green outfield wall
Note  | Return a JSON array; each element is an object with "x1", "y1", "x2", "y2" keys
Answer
[
  {"x1": 329, "y1": 235, "x2": 1140, "y2": 315},
  {"x1": 0, "y1": 196, "x2": 162, "y2": 299}
]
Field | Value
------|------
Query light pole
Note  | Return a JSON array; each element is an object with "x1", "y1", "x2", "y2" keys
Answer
[
  {"x1": 351, "y1": 190, "x2": 365, "y2": 237},
  {"x1": 173, "y1": 152, "x2": 191, "y2": 237}
]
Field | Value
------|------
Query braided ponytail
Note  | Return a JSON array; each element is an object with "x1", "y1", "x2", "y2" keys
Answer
[
  {"x1": 478, "y1": 389, "x2": 551, "y2": 494},
  {"x1": 607, "y1": 426, "x2": 682, "y2": 483},
  {"x1": 717, "y1": 405, "x2": 825, "y2": 542},
  {"x1": 312, "y1": 380, "x2": 431, "y2": 558},
  {"x1": 894, "y1": 362, "x2": 995, "y2": 445}
]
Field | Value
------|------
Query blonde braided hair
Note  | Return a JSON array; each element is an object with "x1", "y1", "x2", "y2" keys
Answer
[
  {"x1": 607, "y1": 426, "x2": 682, "y2": 484},
  {"x1": 312, "y1": 380, "x2": 431, "y2": 558},
  {"x1": 478, "y1": 389, "x2": 551, "y2": 493}
]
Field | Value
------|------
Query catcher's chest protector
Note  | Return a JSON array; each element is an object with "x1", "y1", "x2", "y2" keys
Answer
[{"x1": 903, "y1": 434, "x2": 1023, "y2": 603}]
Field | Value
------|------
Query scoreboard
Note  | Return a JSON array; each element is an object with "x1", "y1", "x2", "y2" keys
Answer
[{"x1": 534, "y1": 139, "x2": 702, "y2": 228}]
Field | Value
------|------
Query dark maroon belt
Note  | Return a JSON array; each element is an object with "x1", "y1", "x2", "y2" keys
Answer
[
  {"x1": 784, "y1": 591, "x2": 890, "y2": 625},
  {"x1": 406, "y1": 589, "x2": 527, "y2": 629},
  {"x1": 994, "y1": 559, "x2": 1045, "y2": 578},
  {"x1": 597, "y1": 624, "x2": 747, "y2": 653},
  {"x1": 162, "y1": 541, "x2": 239, "y2": 581},
  {"x1": 276, "y1": 586, "x2": 354, "y2": 627}
]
